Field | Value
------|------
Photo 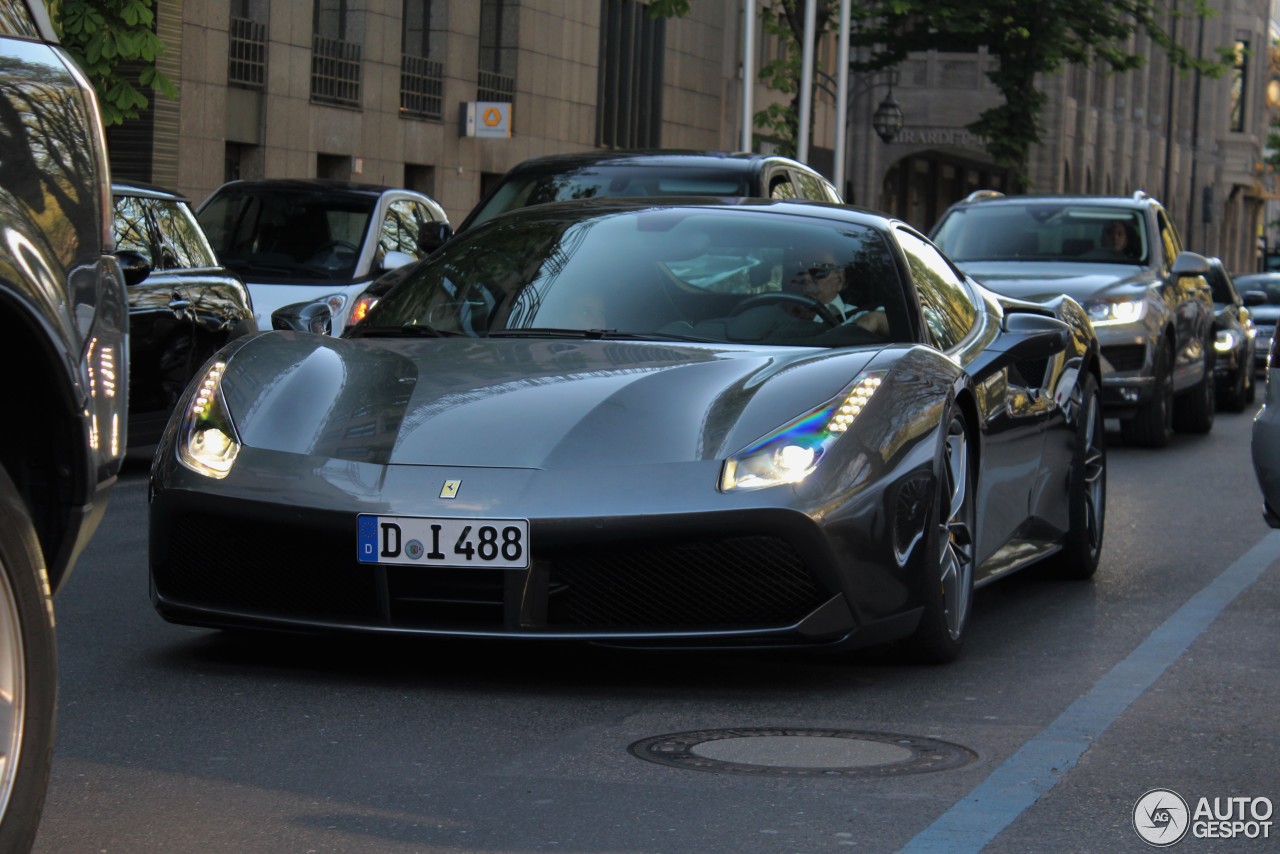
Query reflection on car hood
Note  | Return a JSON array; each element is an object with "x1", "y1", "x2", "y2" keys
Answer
[
  {"x1": 956, "y1": 261, "x2": 1152, "y2": 303},
  {"x1": 220, "y1": 333, "x2": 881, "y2": 467}
]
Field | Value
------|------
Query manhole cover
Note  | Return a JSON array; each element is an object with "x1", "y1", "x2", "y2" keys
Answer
[{"x1": 629, "y1": 728, "x2": 976, "y2": 778}]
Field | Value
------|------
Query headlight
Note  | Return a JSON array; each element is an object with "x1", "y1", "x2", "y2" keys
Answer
[
  {"x1": 1084, "y1": 295, "x2": 1146, "y2": 325},
  {"x1": 177, "y1": 361, "x2": 241, "y2": 479},
  {"x1": 721, "y1": 372, "x2": 885, "y2": 492},
  {"x1": 1214, "y1": 329, "x2": 1238, "y2": 352}
]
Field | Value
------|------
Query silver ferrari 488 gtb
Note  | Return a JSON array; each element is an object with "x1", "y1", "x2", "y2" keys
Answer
[{"x1": 149, "y1": 198, "x2": 1105, "y2": 663}]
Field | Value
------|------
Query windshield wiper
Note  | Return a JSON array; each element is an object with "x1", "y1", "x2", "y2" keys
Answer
[{"x1": 346, "y1": 323, "x2": 460, "y2": 339}]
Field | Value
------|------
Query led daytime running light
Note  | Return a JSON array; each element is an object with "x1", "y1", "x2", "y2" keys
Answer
[{"x1": 826, "y1": 375, "x2": 883, "y2": 433}]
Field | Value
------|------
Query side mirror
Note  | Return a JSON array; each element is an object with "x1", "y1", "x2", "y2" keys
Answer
[
  {"x1": 116, "y1": 249, "x2": 152, "y2": 286},
  {"x1": 272, "y1": 300, "x2": 332, "y2": 335},
  {"x1": 999, "y1": 311, "x2": 1072, "y2": 359},
  {"x1": 1244, "y1": 290, "x2": 1267, "y2": 307},
  {"x1": 1171, "y1": 251, "x2": 1211, "y2": 279},
  {"x1": 418, "y1": 220, "x2": 453, "y2": 255},
  {"x1": 380, "y1": 249, "x2": 416, "y2": 272}
]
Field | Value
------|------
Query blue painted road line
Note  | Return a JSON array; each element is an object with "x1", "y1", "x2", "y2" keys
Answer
[{"x1": 900, "y1": 530, "x2": 1280, "y2": 854}]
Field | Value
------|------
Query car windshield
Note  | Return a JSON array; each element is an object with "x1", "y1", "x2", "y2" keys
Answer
[
  {"x1": 1235, "y1": 274, "x2": 1280, "y2": 304},
  {"x1": 197, "y1": 186, "x2": 375, "y2": 281},
  {"x1": 354, "y1": 206, "x2": 911, "y2": 349},
  {"x1": 465, "y1": 166, "x2": 752, "y2": 230},
  {"x1": 933, "y1": 203, "x2": 1149, "y2": 266}
]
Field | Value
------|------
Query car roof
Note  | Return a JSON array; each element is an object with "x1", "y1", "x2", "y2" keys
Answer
[
  {"x1": 499, "y1": 150, "x2": 809, "y2": 176},
  {"x1": 468, "y1": 194, "x2": 887, "y2": 229},
  {"x1": 946, "y1": 190, "x2": 1163, "y2": 210},
  {"x1": 112, "y1": 179, "x2": 191, "y2": 203},
  {"x1": 205, "y1": 178, "x2": 405, "y2": 198}
]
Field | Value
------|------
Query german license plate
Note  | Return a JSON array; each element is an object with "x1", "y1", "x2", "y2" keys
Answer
[{"x1": 357, "y1": 514, "x2": 529, "y2": 569}]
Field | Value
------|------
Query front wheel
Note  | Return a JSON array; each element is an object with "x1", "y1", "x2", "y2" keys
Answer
[
  {"x1": 1121, "y1": 340, "x2": 1173, "y2": 448},
  {"x1": 906, "y1": 409, "x2": 976, "y2": 664},
  {"x1": 1048, "y1": 373, "x2": 1106, "y2": 579},
  {"x1": 0, "y1": 467, "x2": 57, "y2": 852}
]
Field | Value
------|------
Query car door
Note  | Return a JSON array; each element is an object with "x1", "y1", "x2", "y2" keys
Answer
[
  {"x1": 895, "y1": 226, "x2": 1054, "y2": 575},
  {"x1": 1156, "y1": 208, "x2": 1213, "y2": 388}
]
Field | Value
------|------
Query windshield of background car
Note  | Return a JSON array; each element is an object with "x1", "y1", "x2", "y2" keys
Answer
[
  {"x1": 114, "y1": 196, "x2": 219, "y2": 270},
  {"x1": 197, "y1": 187, "x2": 375, "y2": 282},
  {"x1": 1235, "y1": 274, "x2": 1280, "y2": 305},
  {"x1": 465, "y1": 166, "x2": 753, "y2": 230},
  {"x1": 933, "y1": 204, "x2": 1149, "y2": 266},
  {"x1": 357, "y1": 206, "x2": 913, "y2": 349}
]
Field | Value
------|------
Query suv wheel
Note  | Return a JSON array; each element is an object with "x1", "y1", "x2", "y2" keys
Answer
[
  {"x1": 0, "y1": 467, "x2": 57, "y2": 852},
  {"x1": 1218, "y1": 363, "x2": 1249, "y2": 412},
  {"x1": 1174, "y1": 341, "x2": 1215, "y2": 433},
  {"x1": 1121, "y1": 340, "x2": 1174, "y2": 448}
]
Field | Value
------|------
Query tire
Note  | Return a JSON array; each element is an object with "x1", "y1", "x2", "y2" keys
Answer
[
  {"x1": 1217, "y1": 363, "x2": 1248, "y2": 413},
  {"x1": 1173, "y1": 342, "x2": 1214, "y2": 434},
  {"x1": 0, "y1": 467, "x2": 57, "y2": 853},
  {"x1": 1048, "y1": 373, "x2": 1106, "y2": 580},
  {"x1": 1245, "y1": 366, "x2": 1257, "y2": 405},
  {"x1": 906, "y1": 409, "x2": 976, "y2": 664},
  {"x1": 1120, "y1": 340, "x2": 1173, "y2": 448}
]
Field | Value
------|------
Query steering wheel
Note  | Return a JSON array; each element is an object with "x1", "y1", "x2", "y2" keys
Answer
[
  {"x1": 312, "y1": 239, "x2": 359, "y2": 257},
  {"x1": 730, "y1": 292, "x2": 839, "y2": 327}
]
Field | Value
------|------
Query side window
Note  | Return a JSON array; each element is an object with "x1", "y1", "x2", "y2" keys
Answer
[
  {"x1": 112, "y1": 196, "x2": 153, "y2": 263},
  {"x1": 793, "y1": 170, "x2": 825, "y2": 201},
  {"x1": 1156, "y1": 210, "x2": 1181, "y2": 269},
  {"x1": 768, "y1": 172, "x2": 796, "y2": 200},
  {"x1": 380, "y1": 199, "x2": 424, "y2": 257},
  {"x1": 151, "y1": 200, "x2": 217, "y2": 269},
  {"x1": 896, "y1": 227, "x2": 976, "y2": 351}
]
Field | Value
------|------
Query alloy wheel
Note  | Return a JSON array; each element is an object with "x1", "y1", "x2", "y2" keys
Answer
[
  {"x1": 1082, "y1": 392, "x2": 1106, "y2": 553},
  {"x1": 939, "y1": 418, "x2": 975, "y2": 640},
  {"x1": 0, "y1": 558, "x2": 24, "y2": 822}
]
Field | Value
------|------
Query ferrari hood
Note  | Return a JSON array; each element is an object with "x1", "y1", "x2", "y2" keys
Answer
[
  {"x1": 218, "y1": 333, "x2": 882, "y2": 468},
  {"x1": 958, "y1": 261, "x2": 1153, "y2": 304}
]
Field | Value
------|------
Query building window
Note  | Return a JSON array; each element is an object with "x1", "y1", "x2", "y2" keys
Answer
[
  {"x1": 1230, "y1": 38, "x2": 1248, "y2": 132},
  {"x1": 228, "y1": 0, "x2": 267, "y2": 90},
  {"x1": 596, "y1": 0, "x2": 664, "y2": 149},
  {"x1": 401, "y1": 0, "x2": 445, "y2": 119},
  {"x1": 312, "y1": 0, "x2": 362, "y2": 108},
  {"x1": 478, "y1": 0, "x2": 517, "y2": 103}
]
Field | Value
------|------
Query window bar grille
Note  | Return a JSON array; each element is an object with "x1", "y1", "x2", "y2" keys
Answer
[
  {"x1": 400, "y1": 55, "x2": 444, "y2": 119},
  {"x1": 311, "y1": 34, "x2": 362, "y2": 107},
  {"x1": 477, "y1": 69, "x2": 514, "y2": 103},
  {"x1": 228, "y1": 16, "x2": 266, "y2": 90}
]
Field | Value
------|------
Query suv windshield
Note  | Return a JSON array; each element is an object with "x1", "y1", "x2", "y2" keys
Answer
[
  {"x1": 198, "y1": 187, "x2": 375, "y2": 281},
  {"x1": 466, "y1": 166, "x2": 751, "y2": 230},
  {"x1": 933, "y1": 203, "x2": 1149, "y2": 266}
]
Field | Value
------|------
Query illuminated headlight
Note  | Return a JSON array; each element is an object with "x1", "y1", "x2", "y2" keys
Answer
[
  {"x1": 323, "y1": 293, "x2": 348, "y2": 323},
  {"x1": 721, "y1": 372, "x2": 885, "y2": 491},
  {"x1": 1085, "y1": 296, "x2": 1146, "y2": 325},
  {"x1": 1214, "y1": 329, "x2": 1238, "y2": 352},
  {"x1": 346, "y1": 293, "x2": 379, "y2": 327},
  {"x1": 177, "y1": 361, "x2": 241, "y2": 479}
]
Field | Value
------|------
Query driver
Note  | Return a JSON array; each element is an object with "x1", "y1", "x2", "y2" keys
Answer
[{"x1": 785, "y1": 252, "x2": 888, "y2": 336}]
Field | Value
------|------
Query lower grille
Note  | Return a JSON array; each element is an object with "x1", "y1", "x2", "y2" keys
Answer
[
  {"x1": 158, "y1": 513, "x2": 380, "y2": 622},
  {"x1": 1103, "y1": 344, "x2": 1147, "y2": 373},
  {"x1": 546, "y1": 536, "x2": 826, "y2": 629}
]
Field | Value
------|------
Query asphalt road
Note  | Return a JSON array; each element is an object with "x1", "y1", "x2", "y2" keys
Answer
[{"x1": 32, "y1": 400, "x2": 1279, "y2": 853}]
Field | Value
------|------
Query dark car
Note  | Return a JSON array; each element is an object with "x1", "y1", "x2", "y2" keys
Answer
[
  {"x1": 112, "y1": 181, "x2": 256, "y2": 446},
  {"x1": 1202, "y1": 257, "x2": 1261, "y2": 411},
  {"x1": 150, "y1": 197, "x2": 1104, "y2": 665},
  {"x1": 931, "y1": 191, "x2": 1216, "y2": 447},
  {"x1": 0, "y1": 2, "x2": 127, "y2": 848},
  {"x1": 1252, "y1": 329, "x2": 1280, "y2": 525},
  {"x1": 458, "y1": 150, "x2": 843, "y2": 233},
  {"x1": 1229, "y1": 271, "x2": 1280, "y2": 374},
  {"x1": 196, "y1": 179, "x2": 451, "y2": 335},
  {"x1": 330, "y1": 151, "x2": 845, "y2": 334}
]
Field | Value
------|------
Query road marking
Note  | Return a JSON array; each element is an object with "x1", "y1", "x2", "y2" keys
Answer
[{"x1": 900, "y1": 529, "x2": 1280, "y2": 854}]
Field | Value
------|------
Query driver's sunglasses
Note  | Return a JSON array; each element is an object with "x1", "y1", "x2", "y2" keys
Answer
[{"x1": 803, "y1": 262, "x2": 841, "y2": 277}]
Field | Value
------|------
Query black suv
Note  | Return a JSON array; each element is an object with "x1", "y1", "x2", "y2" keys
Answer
[
  {"x1": 0, "y1": 3, "x2": 127, "y2": 848},
  {"x1": 931, "y1": 191, "x2": 1215, "y2": 447}
]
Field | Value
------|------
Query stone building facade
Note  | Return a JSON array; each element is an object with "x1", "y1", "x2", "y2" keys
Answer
[{"x1": 121, "y1": 0, "x2": 1273, "y2": 271}]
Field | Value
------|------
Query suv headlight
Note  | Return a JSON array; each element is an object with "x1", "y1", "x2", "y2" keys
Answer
[
  {"x1": 1084, "y1": 295, "x2": 1146, "y2": 325},
  {"x1": 721, "y1": 372, "x2": 885, "y2": 491},
  {"x1": 177, "y1": 361, "x2": 241, "y2": 478},
  {"x1": 1214, "y1": 328, "x2": 1238, "y2": 352}
]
